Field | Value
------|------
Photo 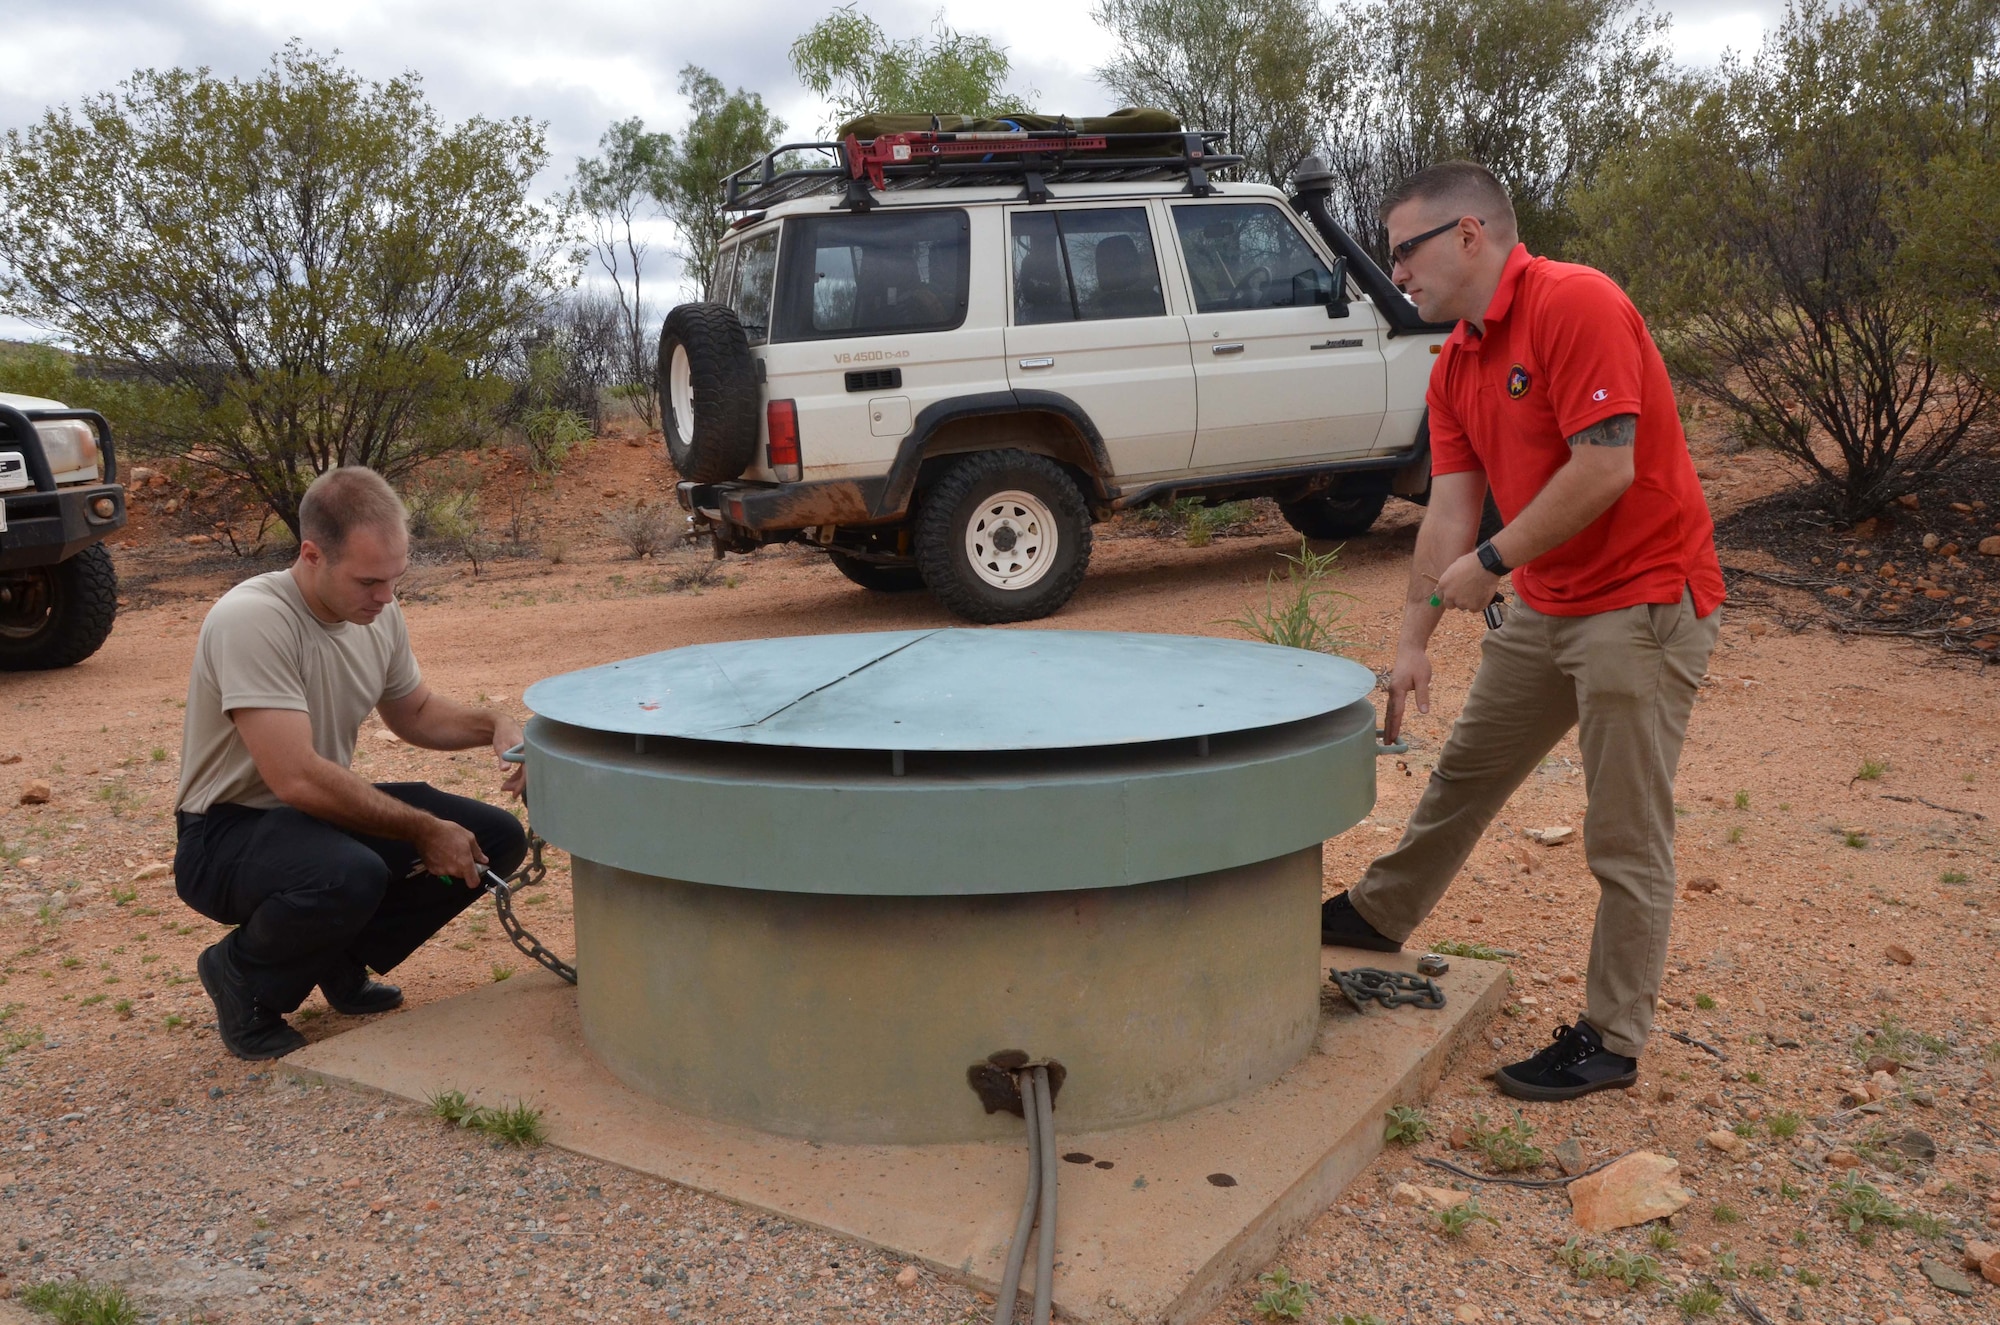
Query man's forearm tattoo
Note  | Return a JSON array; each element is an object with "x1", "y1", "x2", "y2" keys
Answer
[{"x1": 1568, "y1": 414, "x2": 1637, "y2": 447}]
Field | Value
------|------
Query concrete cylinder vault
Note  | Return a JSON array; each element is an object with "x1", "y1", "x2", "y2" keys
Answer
[{"x1": 522, "y1": 629, "x2": 1378, "y2": 1145}]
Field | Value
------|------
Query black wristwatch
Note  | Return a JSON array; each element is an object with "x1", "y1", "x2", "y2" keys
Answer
[{"x1": 1475, "y1": 539, "x2": 1509, "y2": 575}]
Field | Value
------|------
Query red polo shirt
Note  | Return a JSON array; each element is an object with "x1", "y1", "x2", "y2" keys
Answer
[{"x1": 1428, "y1": 244, "x2": 1725, "y2": 618}]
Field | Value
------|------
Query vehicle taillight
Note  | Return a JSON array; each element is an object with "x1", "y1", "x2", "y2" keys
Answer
[{"x1": 766, "y1": 400, "x2": 801, "y2": 481}]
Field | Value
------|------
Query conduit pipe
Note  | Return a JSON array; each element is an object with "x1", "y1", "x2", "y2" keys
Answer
[{"x1": 992, "y1": 1066, "x2": 1059, "y2": 1325}]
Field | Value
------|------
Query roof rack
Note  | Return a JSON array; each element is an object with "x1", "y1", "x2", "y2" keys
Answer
[{"x1": 723, "y1": 128, "x2": 1243, "y2": 213}]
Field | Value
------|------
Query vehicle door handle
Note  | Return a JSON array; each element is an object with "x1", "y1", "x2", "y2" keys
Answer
[
  {"x1": 1018, "y1": 357, "x2": 1055, "y2": 369},
  {"x1": 1211, "y1": 343, "x2": 1245, "y2": 356}
]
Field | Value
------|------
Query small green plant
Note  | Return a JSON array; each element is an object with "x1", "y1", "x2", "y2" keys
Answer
[
  {"x1": 490, "y1": 964, "x2": 514, "y2": 982},
  {"x1": 1555, "y1": 1237, "x2": 1605, "y2": 1280},
  {"x1": 1778, "y1": 1180, "x2": 1803, "y2": 1201},
  {"x1": 1831, "y1": 1172, "x2": 1902, "y2": 1234},
  {"x1": 1602, "y1": 1250, "x2": 1663, "y2": 1289},
  {"x1": 1854, "y1": 757, "x2": 1887, "y2": 781},
  {"x1": 162, "y1": 1014, "x2": 185, "y2": 1030},
  {"x1": 1796, "y1": 1268, "x2": 1824, "y2": 1287},
  {"x1": 109, "y1": 887, "x2": 137, "y2": 906},
  {"x1": 1226, "y1": 540, "x2": 1356, "y2": 655},
  {"x1": 1334, "y1": 1315, "x2": 1387, "y2": 1325},
  {"x1": 428, "y1": 1088, "x2": 478, "y2": 1125},
  {"x1": 1778, "y1": 801, "x2": 1791, "y2": 811},
  {"x1": 1902, "y1": 1210, "x2": 1949, "y2": 1239},
  {"x1": 1789, "y1": 1228, "x2": 1812, "y2": 1248},
  {"x1": 1648, "y1": 1223, "x2": 1679, "y2": 1251},
  {"x1": 1427, "y1": 939, "x2": 1510, "y2": 961},
  {"x1": 79, "y1": 993, "x2": 107, "y2": 1007},
  {"x1": 1844, "y1": 830, "x2": 1868, "y2": 848},
  {"x1": 520, "y1": 406, "x2": 592, "y2": 473},
  {"x1": 1731, "y1": 1120, "x2": 1757, "y2": 1139},
  {"x1": 1251, "y1": 1266, "x2": 1314, "y2": 1320},
  {"x1": 150, "y1": 747, "x2": 167, "y2": 762},
  {"x1": 1710, "y1": 1201, "x2": 1741, "y2": 1224},
  {"x1": 1939, "y1": 869, "x2": 1969, "y2": 884},
  {"x1": 1694, "y1": 993, "x2": 1716, "y2": 1010},
  {"x1": 19, "y1": 1277, "x2": 141, "y2": 1324},
  {"x1": 1468, "y1": 1111, "x2": 1544, "y2": 1172},
  {"x1": 1383, "y1": 1105, "x2": 1429, "y2": 1145},
  {"x1": 1852, "y1": 1016, "x2": 1948, "y2": 1067},
  {"x1": 1733, "y1": 789, "x2": 1750, "y2": 809},
  {"x1": 1726, "y1": 826, "x2": 1745, "y2": 844},
  {"x1": 1742, "y1": 1070, "x2": 1762, "y2": 1085},
  {"x1": 1713, "y1": 1249, "x2": 1739, "y2": 1280},
  {"x1": 1766, "y1": 1111, "x2": 1801, "y2": 1140},
  {"x1": 59, "y1": 955, "x2": 82, "y2": 969},
  {"x1": 112, "y1": 999, "x2": 132, "y2": 1019},
  {"x1": 1675, "y1": 1285, "x2": 1725, "y2": 1319},
  {"x1": 1433, "y1": 1198, "x2": 1498, "y2": 1238},
  {"x1": 472, "y1": 1100, "x2": 546, "y2": 1147}
]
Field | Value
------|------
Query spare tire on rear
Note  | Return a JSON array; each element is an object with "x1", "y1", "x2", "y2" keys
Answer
[{"x1": 656, "y1": 303, "x2": 761, "y2": 482}]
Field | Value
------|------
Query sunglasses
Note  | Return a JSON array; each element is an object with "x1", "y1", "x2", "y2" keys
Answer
[{"x1": 1389, "y1": 217, "x2": 1482, "y2": 266}]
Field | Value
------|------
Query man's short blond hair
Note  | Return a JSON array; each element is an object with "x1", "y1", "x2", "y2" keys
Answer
[
  {"x1": 298, "y1": 466, "x2": 406, "y2": 560},
  {"x1": 1380, "y1": 161, "x2": 1519, "y2": 239}
]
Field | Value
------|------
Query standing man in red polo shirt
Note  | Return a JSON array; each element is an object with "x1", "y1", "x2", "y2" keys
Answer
[{"x1": 1319, "y1": 161, "x2": 1726, "y2": 1101}]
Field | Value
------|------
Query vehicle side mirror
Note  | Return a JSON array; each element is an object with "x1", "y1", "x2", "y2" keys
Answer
[{"x1": 1323, "y1": 257, "x2": 1350, "y2": 318}]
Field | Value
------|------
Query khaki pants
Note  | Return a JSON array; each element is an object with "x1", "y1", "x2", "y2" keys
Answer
[{"x1": 1349, "y1": 588, "x2": 1719, "y2": 1057}]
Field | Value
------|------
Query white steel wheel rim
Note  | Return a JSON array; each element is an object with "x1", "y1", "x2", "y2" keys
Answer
[
  {"x1": 669, "y1": 344, "x2": 695, "y2": 441},
  {"x1": 965, "y1": 489, "x2": 1057, "y2": 590}
]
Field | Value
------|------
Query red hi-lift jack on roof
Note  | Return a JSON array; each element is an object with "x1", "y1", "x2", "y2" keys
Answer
[{"x1": 842, "y1": 130, "x2": 1111, "y2": 192}]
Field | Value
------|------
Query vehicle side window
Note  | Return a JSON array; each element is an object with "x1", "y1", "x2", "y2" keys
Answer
[
  {"x1": 1171, "y1": 203, "x2": 1335, "y2": 314},
  {"x1": 730, "y1": 229, "x2": 779, "y2": 345},
  {"x1": 1011, "y1": 207, "x2": 1165, "y2": 325},
  {"x1": 709, "y1": 242, "x2": 740, "y2": 306},
  {"x1": 773, "y1": 210, "x2": 970, "y2": 340}
]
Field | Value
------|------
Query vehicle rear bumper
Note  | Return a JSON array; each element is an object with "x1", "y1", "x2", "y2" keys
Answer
[
  {"x1": 677, "y1": 477, "x2": 892, "y2": 535},
  {"x1": 0, "y1": 484, "x2": 127, "y2": 570}
]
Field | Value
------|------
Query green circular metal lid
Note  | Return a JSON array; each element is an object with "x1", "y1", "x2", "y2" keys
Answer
[{"x1": 523, "y1": 628, "x2": 1375, "y2": 752}]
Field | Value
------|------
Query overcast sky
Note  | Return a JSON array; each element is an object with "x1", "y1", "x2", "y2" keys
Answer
[{"x1": 1, "y1": 0, "x2": 1784, "y2": 340}]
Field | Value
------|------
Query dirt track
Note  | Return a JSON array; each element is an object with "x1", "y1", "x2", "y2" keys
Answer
[{"x1": 2, "y1": 432, "x2": 1997, "y2": 1324}]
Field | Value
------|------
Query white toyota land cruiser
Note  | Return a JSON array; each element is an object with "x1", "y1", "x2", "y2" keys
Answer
[{"x1": 662, "y1": 116, "x2": 1457, "y2": 623}]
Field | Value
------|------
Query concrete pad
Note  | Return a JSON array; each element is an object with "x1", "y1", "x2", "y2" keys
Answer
[{"x1": 286, "y1": 947, "x2": 1504, "y2": 1324}]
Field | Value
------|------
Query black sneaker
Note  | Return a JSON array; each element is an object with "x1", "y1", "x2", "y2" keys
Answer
[
  {"x1": 197, "y1": 943, "x2": 306, "y2": 1061},
  {"x1": 320, "y1": 964, "x2": 403, "y2": 1016},
  {"x1": 1320, "y1": 891, "x2": 1402, "y2": 951},
  {"x1": 1496, "y1": 1021, "x2": 1638, "y2": 1101}
]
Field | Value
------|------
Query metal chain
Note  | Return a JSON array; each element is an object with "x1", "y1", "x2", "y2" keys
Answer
[
  {"x1": 1330, "y1": 966, "x2": 1445, "y2": 1011},
  {"x1": 479, "y1": 832, "x2": 577, "y2": 985}
]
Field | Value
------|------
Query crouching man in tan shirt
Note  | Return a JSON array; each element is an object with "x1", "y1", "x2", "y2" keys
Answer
[{"x1": 173, "y1": 466, "x2": 527, "y2": 1060}]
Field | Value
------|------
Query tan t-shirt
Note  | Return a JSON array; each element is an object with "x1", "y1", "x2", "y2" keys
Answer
[{"x1": 176, "y1": 570, "x2": 422, "y2": 814}]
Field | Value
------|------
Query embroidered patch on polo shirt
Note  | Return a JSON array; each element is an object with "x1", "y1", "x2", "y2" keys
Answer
[{"x1": 1507, "y1": 364, "x2": 1531, "y2": 399}]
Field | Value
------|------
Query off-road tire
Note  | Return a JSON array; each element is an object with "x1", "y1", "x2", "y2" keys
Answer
[
  {"x1": 1279, "y1": 489, "x2": 1389, "y2": 541},
  {"x1": 827, "y1": 549, "x2": 926, "y2": 593},
  {"x1": 656, "y1": 303, "x2": 761, "y2": 482},
  {"x1": 0, "y1": 542, "x2": 118, "y2": 671},
  {"x1": 914, "y1": 450, "x2": 1092, "y2": 624}
]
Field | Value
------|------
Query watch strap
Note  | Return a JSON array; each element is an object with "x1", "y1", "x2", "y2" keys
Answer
[{"x1": 1475, "y1": 540, "x2": 1508, "y2": 575}]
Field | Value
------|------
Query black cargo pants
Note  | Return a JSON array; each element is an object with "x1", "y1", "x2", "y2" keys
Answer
[{"x1": 174, "y1": 783, "x2": 528, "y2": 1013}]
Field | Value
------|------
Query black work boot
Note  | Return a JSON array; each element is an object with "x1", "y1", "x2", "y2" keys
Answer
[
  {"x1": 1496, "y1": 1020, "x2": 1639, "y2": 1102},
  {"x1": 197, "y1": 942, "x2": 306, "y2": 1061},
  {"x1": 1320, "y1": 891, "x2": 1402, "y2": 951},
  {"x1": 320, "y1": 964, "x2": 404, "y2": 1016}
]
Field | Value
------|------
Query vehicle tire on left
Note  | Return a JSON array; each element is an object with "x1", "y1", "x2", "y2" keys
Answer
[
  {"x1": 914, "y1": 449, "x2": 1092, "y2": 624},
  {"x1": 0, "y1": 543, "x2": 119, "y2": 671}
]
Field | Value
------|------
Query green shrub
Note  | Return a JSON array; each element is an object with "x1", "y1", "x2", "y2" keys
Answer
[
  {"x1": 1228, "y1": 540, "x2": 1355, "y2": 654},
  {"x1": 1252, "y1": 1266, "x2": 1313, "y2": 1320},
  {"x1": 1383, "y1": 1105, "x2": 1429, "y2": 1145},
  {"x1": 19, "y1": 1277, "x2": 140, "y2": 1325}
]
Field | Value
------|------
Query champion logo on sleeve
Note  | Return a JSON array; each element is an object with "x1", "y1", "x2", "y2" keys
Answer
[{"x1": 1592, "y1": 388, "x2": 1609, "y2": 402}]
